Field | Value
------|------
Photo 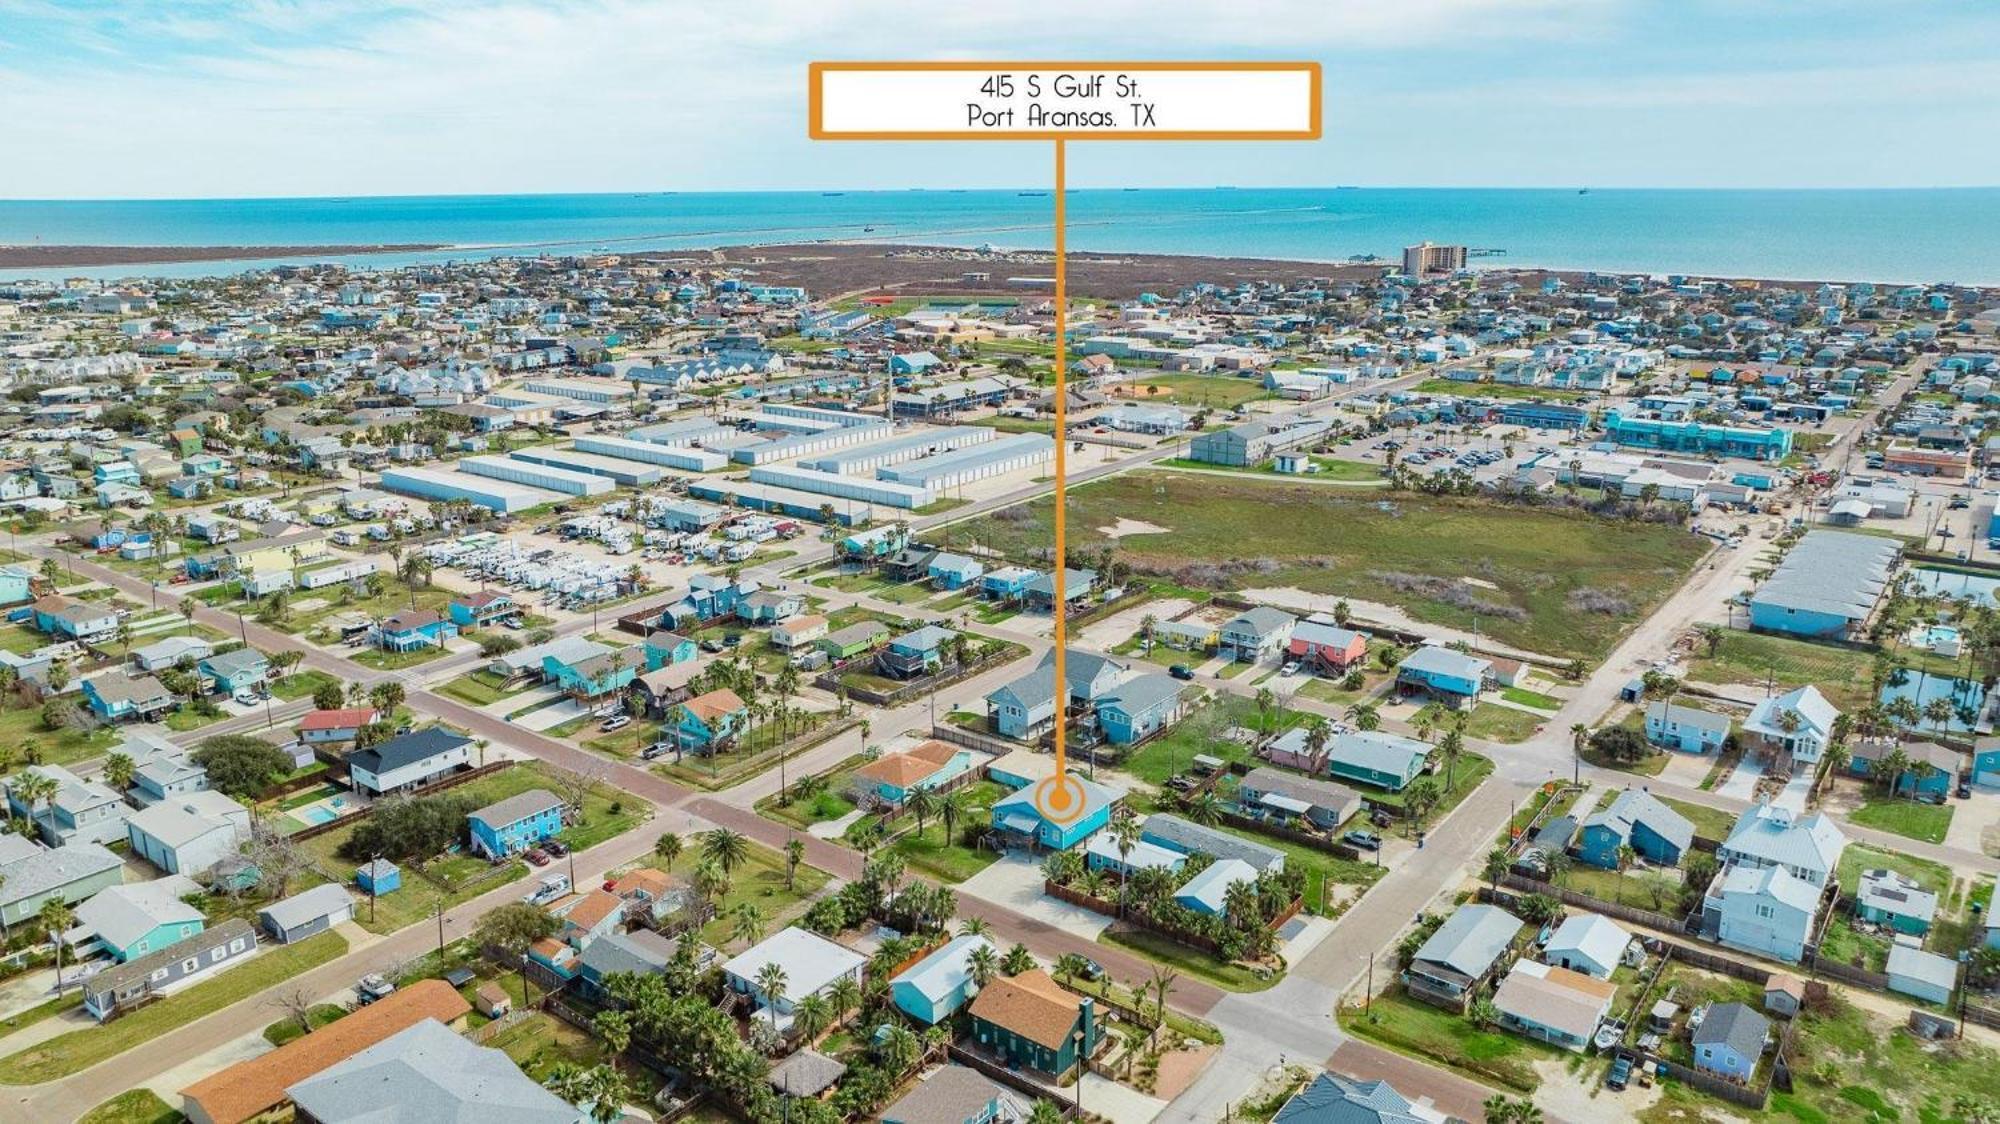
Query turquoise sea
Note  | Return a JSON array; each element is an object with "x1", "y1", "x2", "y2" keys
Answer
[{"x1": 2, "y1": 187, "x2": 1996, "y2": 285}]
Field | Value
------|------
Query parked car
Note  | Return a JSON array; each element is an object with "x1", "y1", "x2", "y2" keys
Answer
[
  {"x1": 600, "y1": 714, "x2": 631, "y2": 732},
  {"x1": 544, "y1": 840, "x2": 568, "y2": 857},
  {"x1": 356, "y1": 974, "x2": 396, "y2": 1005},
  {"x1": 1169, "y1": 664, "x2": 1195, "y2": 681},
  {"x1": 1607, "y1": 1056, "x2": 1633, "y2": 1091},
  {"x1": 700, "y1": 637, "x2": 725, "y2": 653},
  {"x1": 524, "y1": 848, "x2": 551, "y2": 866},
  {"x1": 1343, "y1": 830, "x2": 1383, "y2": 851},
  {"x1": 641, "y1": 741, "x2": 674, "y2": 760},
  {"x1": 1078, "y1": 958, "x2": 1105, "y2": 981},
  {"x1": 1959, "y1": 780, "x2": 1974, "y2": 799},
  {"x1": 1280, "y1": 661, "x2": 1301, "y2": 676},
  {"x1": 232, "y1": 688, "x2": 262, "y2": 706}
]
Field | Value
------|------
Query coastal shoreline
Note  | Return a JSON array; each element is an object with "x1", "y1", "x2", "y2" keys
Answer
[{"x1": 0, "y1": 243, "x2": 445, "y2": 268}]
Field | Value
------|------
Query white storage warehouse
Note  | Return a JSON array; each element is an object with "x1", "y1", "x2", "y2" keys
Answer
[
  {"x1": 688, "y1": 479, "x2": 871, "y2": 525},
  {"x1": 877, "y1": 433, "x2": 1054, "y2": 489},
  {"x1": 509, "y1": 447, "x2": 664, "y2": 487},
  {"x1": 729, "y1": 421, "x2": 897, "y2": 465},
  {"x1": 761, "y1": 403, "x2": 882, "y2": 429},
  {"x1": 802, "y1": 426, "x2": 994, "y2": 474},
  {"x1": 747, "y1": 464, "x2": 935, "y2": 509},
  {"x1": 521, "y1": 377, "x2": 636, "y2": 404},
  {"x1": 379, "y1": 465, "x2": 566, "y2": 514},
  {"x1": 576, "y1": 433, "x2": 729, "y2": 472},
  {"x1": 458, "y1": 455, "x2": 615, "y2": 497},
  {"x1": 748, "y1": 412, "x2": 844, "y2": 434},
  {"x1": 628, "y1": 418, "x2": 732, "y2": 447}
]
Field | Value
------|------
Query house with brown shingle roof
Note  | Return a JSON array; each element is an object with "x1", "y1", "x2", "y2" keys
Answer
[
  {"x1": 178, "y1": 979, "x2": 470, "y2": 1124},
  {"x1": 850, "y1": 740, "x2": 973, "y2": 807},
  {"x1": 966, "y1": 968, "x2": 1097, "y2": 1077}
]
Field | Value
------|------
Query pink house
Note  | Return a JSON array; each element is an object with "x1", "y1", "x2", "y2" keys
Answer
[{"x1": 1288, "y1": 618, "x2": 1367, "y2": 673}]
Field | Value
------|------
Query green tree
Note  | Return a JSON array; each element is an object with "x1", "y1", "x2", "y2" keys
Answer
[
  {"x1": 653, "y1": 831, "x2": 682, "y2": 872},
  {"x1": 701, "y1": 828, "x2": 750, "y2": 877},
  {"x1": 475, "y1": 902, "x2": 560, "y2": 1005},
  {"x1": 192, "y1": 735, "x2": 295, "y2": 798}
]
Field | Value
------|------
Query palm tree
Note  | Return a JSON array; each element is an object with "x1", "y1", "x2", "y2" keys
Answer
[
  {"x1": 582, "y1": 1066, "x2": 631, "y2": 1124},
  {"x1": 906, "y1": 787, "x2": 942, "y2": 839},
  {"x1": 880, "y1": 1023, "x2": 921, "y2": 1077},
  {"x1": 1109, "y1": 808, "x2": 1140, "y2": 917},
  {"x1": 652, "y1": 831, "x2": 682, "y2": 872},
  {"x1": 1344, "y1": 701, "x2": 1381, "y2": 732},
  {"x1": 178, "y1": 595, "x2": 198, "y2": 636},
  {"x1": 12, "y1": 771, "x2": 58, "y2": 817},
  {"x1": 700, "y1": 828, "x2": 749, "y2": 878},
  {"x1": 793, "y1": 993, "x2": 832, "y2": 1045},
  {"x1": 729, "y1": 902, "x2": 766, "y2": 946},
  {"x1": 690, "y1": 860, "x2": 726, "y2": 910},
  {"x1": 1000, "y1": 943, "x2": 1035, "y2": 977},
  {"x1": 958, "y1": 916, "x2": 993, "y2": 938},
  {"x1": 1054, "y1": 953, "x2": 1089, "y2": 987},
  {"x1": 753, "y1": 962, "x2": 789, "y2": 1031},
  {"x1": 1146, "y1": 966, "x2": 1178, "y2": 1046},
  {"x1": 102, "y1": 752, "x2": 137, "y2": 792},
  {"x1": 939, "y1": 789, "x2": 969, "y2": 846},
  {"x1": 1923, "y1": 696, "x2": 1956, "y2": 736},
  {"x1": 39, "y1": 898, "x2": 75, "y2": 992},
  {"x1": 967, "y1": 944, "x2": 1000, "y2": 988},
  {"x1": 543, "y1": 1062, "x2": 590, "y2": 1104},
  {"x1": 1438, "y1": 726, "x2": 1465, "y2": 792},
  {"x1": 826, "y1": 974, "x2": 862, "y2": 1026},
  {"x1": 591, "y1": 1010, "x2": 631, "y2": 1074},
  {"x1": 784, "y1": 837, "x2": 805, "y2": 891}
]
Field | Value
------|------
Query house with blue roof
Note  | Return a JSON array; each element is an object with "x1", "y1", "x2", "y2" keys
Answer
[
  {"x1": 1645, "y1": 701, "x2": 1732, "y2": 754},
  {"x1": 1578, "y1": 788, "x2": 1694, "y2": 869},
  {"x1": 1703, "y1": 862, "x2": 1819, "y2": 963},
  {"x1": 878, "y1": 625, "x2": 957, "y2": 680},
  {"x1": 371, "y1": 609, "x2": 456, "y2": 653},
  {"x1": 1271, "y1": 1073, "x2": 1429, "y2": 1124},
  {"x1": 1173, "y1": 858, "x2": 1259, "y2": 919},
  {"x1": 197, "y1": 647, "x2": 269, "y2": 695},
  {"x1": 891, "y1": 933, "x2": 997, "y2": 1025},
  {"x1": 1140, "y1": 813, "x2": 1285, "y2": 874},
  {"x1": 72, "y1": 875, "x2": 205, "y2": 963},
  {"x1": 979, "y1": 565, "x2": 1038, "y2": 602},
  {"x1": 642, "y1": 630, "x2": 697, "y2": 671},
  {"x1": 1394, "y1": 645, "x2": 1493, "y2": 707},
  {"x1": 544, "y1": 649, "x2": 638, "y2": 709},
  {"x1": 927, "y1": 553, "x2": 985, "y2": 590},
  {"x1": 990, "y1": 776, "x2": 1122, "y2": 851}
]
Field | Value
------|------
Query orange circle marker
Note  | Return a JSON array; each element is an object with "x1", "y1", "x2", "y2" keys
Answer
[{"x1": 1032, "y1": 774, "x2": 1089, "y2": 826}]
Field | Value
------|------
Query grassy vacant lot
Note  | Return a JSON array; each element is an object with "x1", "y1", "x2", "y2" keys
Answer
[
  {"x1": 436, "y1": 669, "x2": 532, "y2": 707},
  {"x1": 758, "y1": 754, "x2": 865, "y2": 831},
  {"x1": 78, "y1": 1089, "x2": 182, "y2": 1124},
  {"x1": 1848, "y1": 797, "x2": 1955, "y2": 844},
  {"x1": 1657, "y1": 795, "x2": 1736, "y2": 842},
  {"x1": 0, "y1": 705, "x2": 119, "y2": 767},
  {"x1": 1463, "y1": 704, "x2": 1543, "y2": 743},
  {"x1": 957, "y1": 473, "x2": 1709, "y2": 660},
  {"x1": 270, "y1": 668, "x2": 340, "y2": 702},
  {"x1": 1413, "y1": 378, "x2": 1587, "y2": 403},
  {"x1": 1099, "y1": 926, "x2": 1278, "y2": 992},
  {"x1": 1750, "y1": 987, "x2": 2000, "y2": 1124},
  {"x1": 0, "y1": 932, "x2": 347, "y2": 1084},
  {"x1": 1338, "y1": 985, "x2": 1550, "y2": 1093},
  {"x1": 1117, "y1": 696, "x2": 1300, "y2": 786},
  {"x1": 694, "y1": 841, "x2": 831, "y2": 951},
  {"x1": 1837, "y1": 843, "x2": 1952, "y2": 896},
  {"x1": 1685, "y1": 630, "x2": 1877, "y2": 712},
  {"x1": 1111, "y1": 373, "x2": 1272, "y2": 410},
  {"x1": 350, "y1": 644, "x2": 451, "y2": 671}
]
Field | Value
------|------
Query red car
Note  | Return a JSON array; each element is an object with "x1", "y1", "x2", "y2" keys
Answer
[{"x1": 523, "y1": 848, "x2": 550, "y2": 866}]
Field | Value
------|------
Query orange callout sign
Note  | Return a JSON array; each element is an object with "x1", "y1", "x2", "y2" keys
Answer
[{"x1": 810, "y1": 61, "x2": 1321, "y2": 141}]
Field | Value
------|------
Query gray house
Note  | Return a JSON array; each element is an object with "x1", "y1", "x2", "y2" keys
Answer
[
  {"x1": 82, "y1": 918, "x2": 258, "y2": 1021},
  {"x1": 1237, "y1": 767, "x2": 1362, "y2": 830},
  {"x1": 1140, "y1": 813, "x2": 1285, "y2": 874},
  {"x1": 286, "y1": 1018, "x2": 580, "y2": 1122},
  {"x1": 259, "y1": 883, "x2": 355, "y2": 944},
  {"x1": 1219, "y1": 606, "x2": 1298, "y2": 663},
  {"x1": 1403, "y1": 904, "x2": 1521, "y2": 1009}
]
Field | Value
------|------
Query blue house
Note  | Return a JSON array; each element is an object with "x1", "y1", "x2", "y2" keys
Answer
[
  {"x1": 1095, "y1": 674, "x2": 1188, "y2": 745},
  {"x1": 1854, "y1": 868, "x2": 1937, "y2": 936},
  {"x1": 1976, "y1": 737, "x2": 2000, "y2": 787},
  {"x1": 544, "y1": 650, "x2": 638, "y2": 705},
  {"x1": 447, "y1": 589, "x2": 517, "y2": 628},
  {"x1": 93, "y1": 461, "x2": 140, "y2": 488},
  {"x1": 0, "y1": 564, "x2": 36, "y2": 607},
  {"x1": 927, "y1": 552, "x2": 985, "y2": 590},
  {"x1": 81, "y1": 671, "x2": 176, "y2": 723},
  {"x1": 890, "y1": 933, "x2": 997, "y2": 1025},
  {"x1": 1644, "y1": 701, "x2": 1732, "y2": 754},
  {"x1": 1849, "y1": 740, "x2": 1957, "y2": 801},
  {"x1": 1173, "y1": 858, "x2": 1259, "y2": 919},
  {"x1": 197, "y1": 647, "x2": 270, "y2": 695},
  {"x1": 1578, "y1": 788, "x2": 1694, "y2": 869},
  {"x1": 372, "y1": 609, "x2": 457, "y2": 652},
  {"x1": 355, "y1": 859, "x2": 401, "y2": 896},
  {"x1": 675, "y1": 688, "x2": 746, "y2": 751},
  {"x1": 1692, "y1": 1003, "x2": 1769, "y2": 1083},
  {"x1": 643, "y1": 629, "x2": 698, "y2": 671},
  {"x1": 878, "y1": 624, "x2": 956, "y2": 679},
  {"x1": 889, "y1": 351, "x2": 942, "y2": 376},
  {"x1": 165, "y1": 477, "x2": 209, "y2": 500},
  {"x1": 990, "y1": 776, "x2": 1121, "y2": 851},
  {"x1": 1395, "y1": 645, "x2": 1493, "y2": 707},
  {"x1": 852, "y1": 741, "x2": 976, "y2": 806},
  {"x1": 979, "y1": 565, "x2": 1037, "y2": 602},
  {"x1": 468, "y1": 788, "x2": 566, "y2": 858}
]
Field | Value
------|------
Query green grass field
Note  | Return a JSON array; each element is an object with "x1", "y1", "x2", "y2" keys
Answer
[
  {"x1": 1116, "y1": 696, "x2": 1300, "y2": 786},
  {"x1": 1837, "y1": 843, "x2": 1952, "y2": 896},
  {"x1": 694, "y1": 841, "x2": 831, "y2": 951},
  {"x1": 956, "y1": 473, "x2": 1709, "y2": 659},
  {"x1": 879, "y1": 779, "x2": 1011, "y2": 883},
  {"x1": 1098, "y1": 926, "x2": 1279, "y2": 992},
  {"x1": 270, "y1": 668, "x2": 339, "y2": 701},
  {"x1": 1338, "y1": 985, "x2": 1548, "y2": 1092},
  {"x1": 1657, "y1": 795, "x2": 1736, "y2": 842},
  {"x1": 1685, "y1": 631, "x2": 1877, "y2": 712},
  {"x1": 1413, "y1": 378, "x2": 1587, "y2": 403},
  {"x1": 1110, "y1": 373, "x2": 1272, "y2": 410},
  {"x1": 0, "y1": 932, "x2": 347, "y2": 1084},
  {"x1": 436, "y1": 669, "x2": 531, "y2": 707},
  {"x1": 78, "y1": 1089, "x2": 182, "y2": 1124},
  {"x1": 1848, "y1": 797, "x2": 1956, "y2": 844}
]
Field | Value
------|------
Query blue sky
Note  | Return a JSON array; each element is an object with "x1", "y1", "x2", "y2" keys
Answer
[{"x1": 1, "y1": 0, "x2": 1996, "y2": 198}]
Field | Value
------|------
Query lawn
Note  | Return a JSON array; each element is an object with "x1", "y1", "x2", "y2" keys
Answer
[
  {"x1": 1848, "y1": 797, "x2": 1955, "y2": 844},
  {"x1": 1685, "y1": 631, "x2": 1877, "y2": 712},
  {"x1": 0, "y1": 931, "x2": 347, "y2": 1084},
  {"x1": 1559, "y1": 863, "x2": 1687, "y2": 912},
  {"x1": 1338, "y1": 985, "x2": 1549, "y2": 1093},
  {"x1": 1200, "y1": 812, "x2": 1386, "y2": 902},
  {"x1": 0, "y1": 704, "x2": 120, "y2": 767},
  {"x1": 1111, "y1": 373, "x2": 1272, "y2": 410},
  {"x1": 1099, "y1": 926, "x2": 1279, "y2": 992},
  {"x1": 270, "y1": 668, "x2": 340, "y2": 702},
  {"x1": 1657, "y1": 796, "x2": 1736, "y2": 842},
  {"x1": 654, "y1": 715, "x2": 852, "y2": 792},
  {"x1": 955, "y1": 472, "x2": 1710, "y2": 660},
  {"x1": 1296, "y1": 670, "x2": 1389, "y2": 707},
  {"x1": 350, "y1": 644, "x2": 451, "y2": 671},
  {"x1": 78, "y1": 1090, "x2": 183, "y2": 1124},
  {"x1": 1501, "y1": 686, "x2": 1562, "y2": 711},
  {"x1": 1758, "y1": 986, "x2": 2000, "y2": 1123},
  {"x1": 1116, "y1": 696, "x2": 1302, "y2": 786},
  {"x1": 263, "y1": 1002, "x2": 347, "y2": 1046},
  {"x1": 584, "y1": 717, "x2": 667, "y2": 758},
  {"x1": 1462, "y1": 704, "x2": 1543, "y2": 743},
  {"x1": 1413, "y1": 378, "x2": 1587, "y2": 403},
  {"x1": 435, "y1": 669, "x2": 531, "y2": 707},
  {"x1": 695, "y1": 841, "x2": 831, "y2": 951},
  {"x1": 879, "y1": 780, "x2": 1011, "y2": 883}
]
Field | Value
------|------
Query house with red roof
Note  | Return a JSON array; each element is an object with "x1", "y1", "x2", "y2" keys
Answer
[{"x1": 298, "y1": 708, "x2": 379, "y2": 745}]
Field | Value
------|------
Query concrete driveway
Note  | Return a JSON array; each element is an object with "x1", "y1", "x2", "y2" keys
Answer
[{"x1": 958, "y1": 853, "x2": 1112, "y2": 940}]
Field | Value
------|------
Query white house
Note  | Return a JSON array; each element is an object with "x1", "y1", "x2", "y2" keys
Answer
[
  {"x1": 1715, "y1": 804, "x2": 1847, "y2": 888},
  {"x1": 1542, "y1": 913, "x2": 1633, "y2": 980},
  {"x1": 1742, "y1": 685, "x2": 1839, "y2": 765},
  {"x1": 345, "y1": 728, "x2": 473, "y2": 796},
  {"x1": 721, "y1": 927, "x2": 866, "y2": 1031},
  {"x1": 1703, "y1": 862, "x2": 1820, "y2": 963}
]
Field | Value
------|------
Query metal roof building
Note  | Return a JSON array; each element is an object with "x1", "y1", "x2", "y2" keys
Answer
[
  {"x1": 506, "y1": 446, "x2": 663, "y2": 487},
  {"x1": 377, "y1": 465, "x2": 564, "y2": 514},
  {"x1": 574, "y1": 432, "x2": 727, "y2": 471},
  {"x1": 747, "y1": 463, "x2": 935, "y2": 509},
  {"x1": 1747, "y1": 529, "x2": 1901, "y2": 638},
  {"x1": 875, "y1": 432, "x2": 1054, "y2": 490},
  {"x1": 457, "y1": 454, "x2": 614, "y2": 498},
  {"x1": 801, "y1": 425, "x2": 994, "y2": 474}
]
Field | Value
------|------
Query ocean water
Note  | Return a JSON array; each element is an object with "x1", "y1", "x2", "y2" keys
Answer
[{"x1": 2, "y1": 187, "x2": 1996, "y2": 285}]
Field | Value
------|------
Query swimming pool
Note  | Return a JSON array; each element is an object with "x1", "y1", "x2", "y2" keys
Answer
[
  {"x1": 1909, "y1": 567, "x2": 2000, "y2": 607},
  {"x1": 296, "y1": 805, "x2": 338, "y2": 826},
  {"x1": 1880, "y1": 671, "x2": 1987, "y2": 733}
]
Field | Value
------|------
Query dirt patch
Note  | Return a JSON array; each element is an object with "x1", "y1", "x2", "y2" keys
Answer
[
  {"x1": 1099, "y1": 518, "x2": 1171, "y2": 539},
  {"x1": 1151, "y1": 1043, "x2": 1219, "y2": 1102}
]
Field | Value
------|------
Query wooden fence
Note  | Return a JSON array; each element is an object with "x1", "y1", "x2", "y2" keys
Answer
[
  {"x1": 815, "y1": 647, "x2": 1013, "y2": 707},
  {"x1": 931, "y1": 722, "x2": 1026, "y2": 758}
]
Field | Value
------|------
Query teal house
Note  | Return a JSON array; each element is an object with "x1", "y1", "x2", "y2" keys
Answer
[
  {"x1": 543, "y1": 650, "x2": 638, "y2": 706},
  {"x1": 73, "y1": 879, "x2": 204, "y2": 963},
  {"x1": 966, "y1": 968, "x2": 1096, "y2": 1078},
  {"x1": 890, "y1": 933, "x2": 996, "y2": 1025},
  {"x1": 675, "y1": 688, "x2": 746, "y2": 751},
  {"x1": 990, "y1": 775, "x2": 1121, "y2": 851},
  {"x1": 198, "y1": 647, "x2": 270, "y2": 695},
  {"x1": 853, "y1": 741, "x2": 976, "y2": 807},
  {"x1": 643, "y1": 629, "x2": 697, "y2": 671}
]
